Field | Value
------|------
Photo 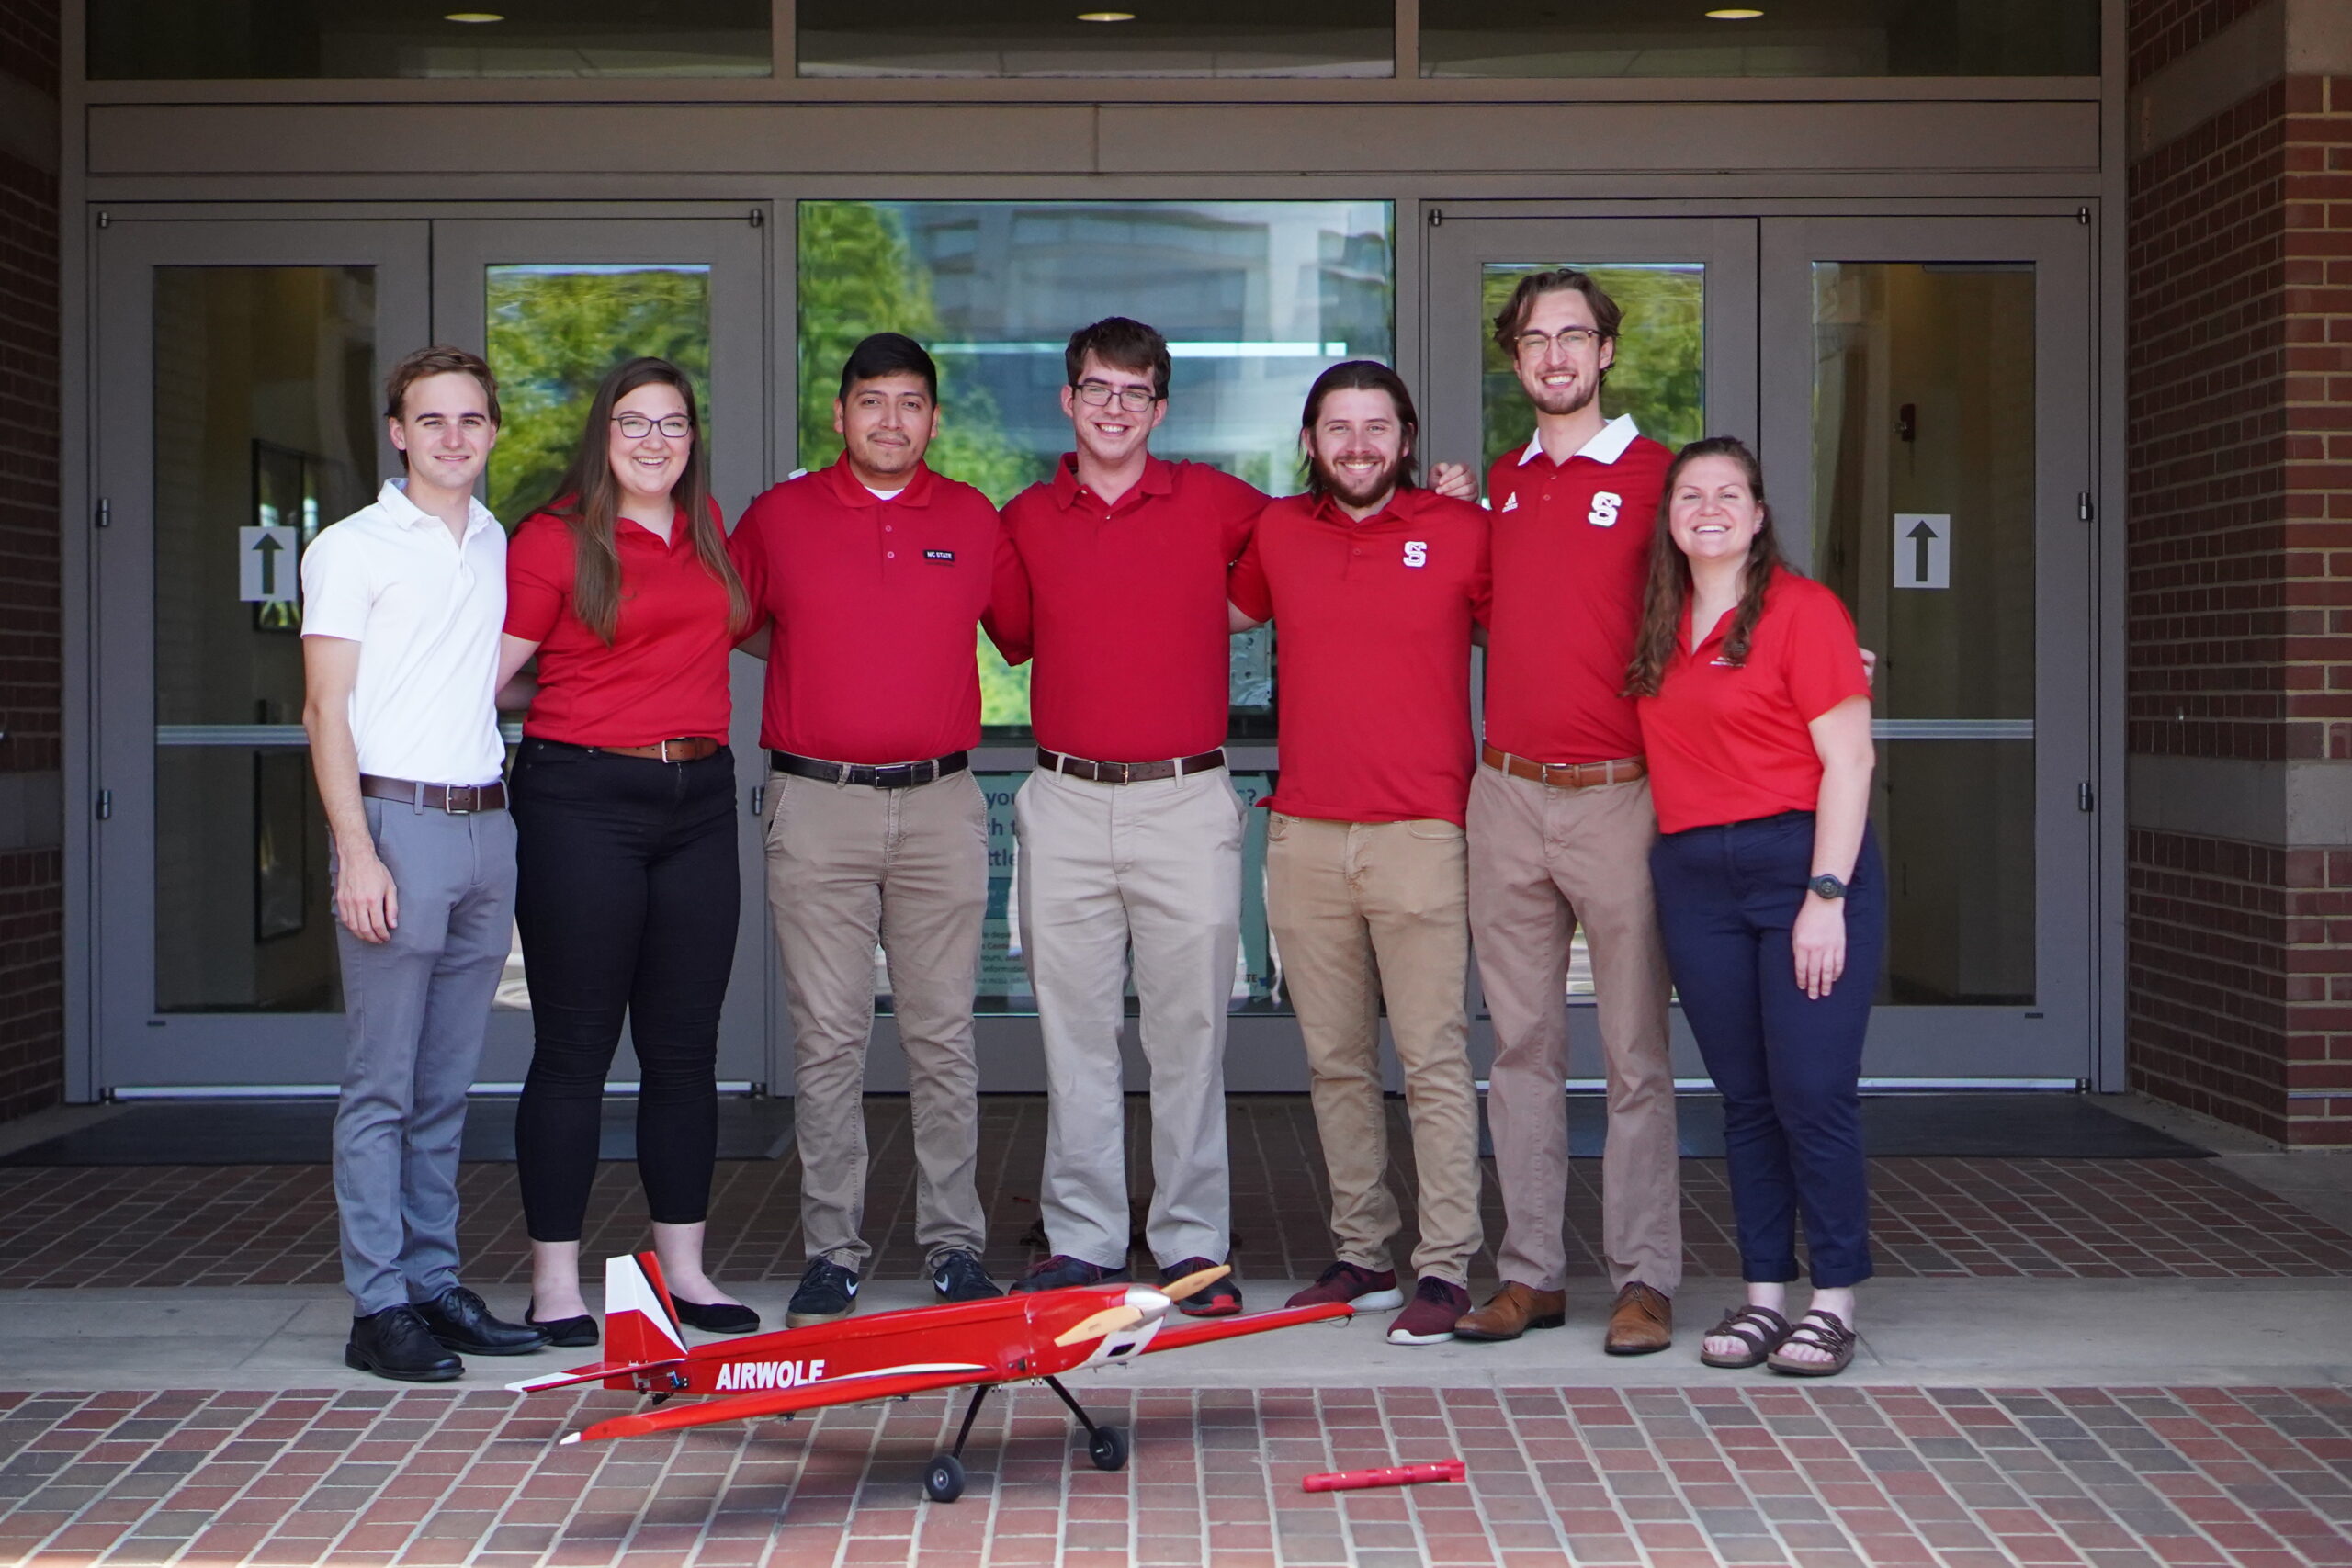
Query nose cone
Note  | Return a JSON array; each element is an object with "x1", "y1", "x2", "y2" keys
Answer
[{"x1": 1125, "y1": 1286, "x2": 1172, "y2": 1318}]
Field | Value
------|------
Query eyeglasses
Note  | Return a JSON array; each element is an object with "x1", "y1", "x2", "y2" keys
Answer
[
  {"x1": 1514, "y1": 327, "x2": 1604, "y2": 358},
  {"x1": 613, "y1": 413, "x2": 692, "y2": 439},
  {"x1": 1075, "y1": 381, "x2": 1159, "y2": 413}
]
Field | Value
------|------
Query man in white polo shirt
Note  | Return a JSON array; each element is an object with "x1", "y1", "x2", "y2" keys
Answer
[{"x1": 300, "y1": 344, "x2": 547, "y2": 1381}]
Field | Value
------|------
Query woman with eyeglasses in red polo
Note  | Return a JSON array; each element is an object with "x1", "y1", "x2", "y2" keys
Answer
[
  {"x1": 1627, "y1": 435, "x2": 1881, "y2": 1379},
  {"x1": 494, "y1": 356, "x2": 756, "y2": 1346}
]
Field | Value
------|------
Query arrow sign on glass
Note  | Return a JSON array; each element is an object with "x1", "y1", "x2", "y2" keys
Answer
[
  {"x1": 1893, "y1": 513, "x2": 1951, "y2": 591},
  {"x1": 239, "y1": 525, "x2": 300, "y2": 604}
]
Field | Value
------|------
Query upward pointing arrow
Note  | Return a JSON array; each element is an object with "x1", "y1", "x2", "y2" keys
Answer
[
  {"x1": 254, "y1": 532, "x2": 284, "y2": 596},
  {"x1": 1906, "y1": 519, "x2": 1937, "y2": 584}
]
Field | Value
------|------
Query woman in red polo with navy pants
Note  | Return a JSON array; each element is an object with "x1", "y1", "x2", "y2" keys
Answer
[
  {"x1": 494, "y1": 356, "x2": 756, "y2": 1345},
  {"x1": 1628, "y1": 435, "x2": 1879, "y2": 1378}
]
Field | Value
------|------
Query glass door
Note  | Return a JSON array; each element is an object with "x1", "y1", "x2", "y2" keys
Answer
[
  {"x1": 92, "y1": 219, "x2": 433, "y2": 1089},
  {"x1": 430, "y1": 214, "x2": 774, "y2": 1090},
  {"x1": 1761, "y1": 215, "x2": 2097, "y2": 1081}
]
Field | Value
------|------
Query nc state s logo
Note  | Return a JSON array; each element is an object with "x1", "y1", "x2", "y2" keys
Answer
[
  {"x1": 1402, "y1": 540, "x2": 1429, "y2": 568},
  {"x1": 1588, "y1": 491, "x2": 1622, "y2": 527}
]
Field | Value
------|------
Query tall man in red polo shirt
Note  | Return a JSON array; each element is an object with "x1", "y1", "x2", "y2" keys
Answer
[
  {"x1": 729, "y1": 333, "x2": 1012, "y2": 1326},
  {"x1": 991, "y1": 319, "x2": 1265, "y2": 1312},
  {"x1": 1228, "y1": 361, "x2": 1489, "y2": 1348},
  {"x1": 1452, "y1": 269, "x2": 1683, "y2": 1355}
]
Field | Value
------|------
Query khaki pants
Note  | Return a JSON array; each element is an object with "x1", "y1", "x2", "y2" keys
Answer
[
  {"x1": 1467, "y1": 764, "x2": 1679, "y2": 1296},
  {"x1": 1016, "y1": 765, "x2": 1242, "y2": 1269},
  {"x1": 1266, "y1": 813, "x2": 1483, "y2": 1285},
  {"x1": 763, "y1": 767, "x2": 989, "y2": 1272}
]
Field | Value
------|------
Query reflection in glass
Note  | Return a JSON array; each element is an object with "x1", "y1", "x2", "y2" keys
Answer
[
  {"x1": 484, "y1": 264, "x2": 714, "y2": 526},
  {"x1": 152, "y1": 266, "x2": 376, "y2": 1011},
  {"x1": 1813, "y1": 261, "x2": 2036, "y2": 1005},
  {"x1": 798, "y1": 200, "x2": 1393, "y2": 739},
  {"x1": 800, "y1": 0, "x2": 1388, "y2": 78},
  {"x1": 1478, "y1": 263, "x2": 1703, "y2": 477},
  {"x1": 1425, "y1": 0, "x2": 2096, "y2": 78},
  {"x1": 89, "y1": 0, "x2": 771, "y2": 79}
]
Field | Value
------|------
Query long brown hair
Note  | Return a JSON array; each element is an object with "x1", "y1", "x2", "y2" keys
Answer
[
  {"x1": 538, "y1": 356, "x2": 745, "y2": 645},
  {"x1": 1623, "y1": 436, "x2": 1792, "y2": 698}
]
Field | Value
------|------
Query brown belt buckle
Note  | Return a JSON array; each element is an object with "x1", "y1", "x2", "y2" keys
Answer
[
  {"x1": 444, "y1": 784, "x2": 479, "y2": 815},
  {"x1": 1102, "y1": 761, "x2": 1133, "y2": 785}
]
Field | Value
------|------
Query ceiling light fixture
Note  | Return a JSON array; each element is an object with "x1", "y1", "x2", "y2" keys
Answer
[
  {"x1": 1704, "y1": 7, "x2": 1765, "y2": 17},
  {"x1": 1076, "y1": 11, "x2": 1137, "y2": 20},
  {"x1": 443, "y1": 11, "x2": 505, "y2": 22}
]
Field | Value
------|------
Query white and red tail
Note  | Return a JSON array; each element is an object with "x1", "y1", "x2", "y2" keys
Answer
[{"x1": 606, "y1": 1250, "x2": 688, "y2": 1366}]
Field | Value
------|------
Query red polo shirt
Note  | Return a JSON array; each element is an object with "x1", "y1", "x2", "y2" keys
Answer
[
  {"x1": 729, "y1": 456, "x2": 1012, "y2": 764},
  {"x1": 1484, "y1": 417, "x2": 1675, "y2": 765},
  {"x1": 996, "y1": 454, "x2": 1264, "y2": 761},
  {"x1": 1227, "y1": 487, "x2": 1490, "y2": 826},
  {"x1": 505, "y1": 502, "x2": 735, "y2": 748},
  {"x1": 1636, "y1": 570, "x2": 1871, "y2": 835}
]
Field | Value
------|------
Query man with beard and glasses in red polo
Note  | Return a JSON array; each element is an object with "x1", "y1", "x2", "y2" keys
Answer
[{"x1": 1227, "y1": 360, "x2": 1488, "y2": 1348}]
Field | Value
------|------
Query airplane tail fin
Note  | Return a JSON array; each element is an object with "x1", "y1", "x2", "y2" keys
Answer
[{"x1": 605, "y1": 1251, "x2": 688, "y2": 1366}]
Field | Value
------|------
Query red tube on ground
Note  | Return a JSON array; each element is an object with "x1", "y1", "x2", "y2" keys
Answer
[{"x1": 1301, "y1": 1459, "x2": 1467, "y2": 1493}]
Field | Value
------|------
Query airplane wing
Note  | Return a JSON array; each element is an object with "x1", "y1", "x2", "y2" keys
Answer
[
  {"x1": 560, "y1": 1362, "x2": 996, "y2": 1444},
  {"x1": 1142, "y1": 1301, "x2": 1351, "y2": 1354}
]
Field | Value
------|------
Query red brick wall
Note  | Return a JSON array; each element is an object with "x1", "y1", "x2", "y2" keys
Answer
[
  {"x1": 2126, "y1": 69, "x2": 2352, "y2": 1144},
  {"x1": 0, "y1": 0, "x2": 62, "y2": 1122},
  {"x1": 2129, "y1": 0, "x2": 2268, "y2": 87}
]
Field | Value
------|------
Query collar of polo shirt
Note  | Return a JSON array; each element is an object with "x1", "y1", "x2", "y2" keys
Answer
[
  {"x1": 1519, "y1": 411, "x2": 1641, "y2": 468},
  {"x1": 1051, "y1": 449, "x2": 1175, "y2": 512},
  {"x1": 376, "y1": 477, "x2": 501, "y2": 538},
  {"x1": 823, "y1": 450, "x2": 935, "y2": 508}
]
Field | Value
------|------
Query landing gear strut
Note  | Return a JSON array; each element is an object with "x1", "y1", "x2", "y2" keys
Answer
[{"x1": 921, "y1": 1378, "x2": 1130, "y2": 1504}]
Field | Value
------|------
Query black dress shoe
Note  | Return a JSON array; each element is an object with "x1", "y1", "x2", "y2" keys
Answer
[
  {"x1": 673, "y1": 1297, "x2": 761, "y2": 1334},
  {"x1": 525, "y1": 1303, "x2": 598, "y2": 1349},
  {"x1": 413, "y1": 1286, "x2": 550, "y2": 1356},
  {"x1": 345, "y1": 1304, "x2": 462, "y2": 1382}
]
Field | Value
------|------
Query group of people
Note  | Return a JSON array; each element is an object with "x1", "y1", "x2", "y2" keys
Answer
[{"x1": 300, "y1": 267, "x2": 1883, "y2": 1391}]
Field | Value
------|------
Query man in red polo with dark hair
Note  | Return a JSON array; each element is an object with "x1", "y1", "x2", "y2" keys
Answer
[{"x1": 1229, "y1": 360, "x2": 1489, "y2": 1348}]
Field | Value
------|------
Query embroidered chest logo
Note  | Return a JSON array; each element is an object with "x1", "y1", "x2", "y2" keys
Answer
[
  {"x1": 922, "y1": 549, "x2": 956, "y2": 563},
  {"x1": 1588, "y1": 491, "x2": 1623, "y2": 527},
  {"x1": 1402, "y1": 540, "x2": 1429, "y2": 568},
  {"x1": 1499, "y1": 493, "x2": 1520, "y2": 513}
]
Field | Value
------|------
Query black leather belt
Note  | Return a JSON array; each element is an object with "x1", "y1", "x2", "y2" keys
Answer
[
  {"x1": 359, "y1": 774, "x2": 507, "y2": 813},
  {"x1": 770, "y1": 750, "x2": 969, "y2": 789},
  {"x1": 1036, "y1": 747, "x2": 1227, "y2": 784}
]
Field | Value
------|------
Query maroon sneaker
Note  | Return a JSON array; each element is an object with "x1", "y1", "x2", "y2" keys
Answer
[
  {"x1": 1158, "y1": 1257, "x2": 1242, "y2": 1317},
  {"x1": 1386, "y1": 1276, "x2": 1472, "y2": 1345},
  {"x1": 1286, "y1": 1260, "x2": 1405, "y2": 1312}
]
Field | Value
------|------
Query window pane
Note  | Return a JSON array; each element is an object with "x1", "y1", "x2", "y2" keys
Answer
[
  {"x1": 797, "y1": 198, "x2": 1393, "y2": 741},
  {"x1": 800, "y1": 0, "x2": 1388, "y2": 79},
  {"x1": 1479, "y1": 262, "x2": 1704, "y2": 477},
  {"x1": 151, "y1": 266, "x2": 377, "y2": 1012},
  {"x1": 1425, "y1": 0, "x2": 2097, "y2": 78},
  {"x1": 1812, "y1": 261, "x2": 2036, "y2": 1005},
  {"x1": 89, "y1": 0, "x2": 771, "y2": 79}
]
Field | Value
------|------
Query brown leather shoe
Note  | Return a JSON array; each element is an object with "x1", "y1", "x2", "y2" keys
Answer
[
  {"x1": 1605, "y1": 1281, "x2": 1673, "y2": 1356},
  {"x1": 1450, "y1": 1281, "x2": 1567, "y2": 1342}
]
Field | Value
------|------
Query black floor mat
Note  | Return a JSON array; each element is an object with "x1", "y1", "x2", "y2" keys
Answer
[
  {"x1": 0, "y1": 1096, "x2": 796, "y2": 1167},
  {"x1": 1477, "y1": 1093, "x2": 2212, "y2": 1159}
]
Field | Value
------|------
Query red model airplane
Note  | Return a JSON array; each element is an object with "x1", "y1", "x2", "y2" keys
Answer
[{"x1": 508, "y1": 1252, "x2": 1351, "y2": 1501}]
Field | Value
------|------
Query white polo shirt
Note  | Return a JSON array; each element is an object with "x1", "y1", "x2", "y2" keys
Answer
[{"x1": 300, "y1": 479, "x2": 507, "y2": 787}]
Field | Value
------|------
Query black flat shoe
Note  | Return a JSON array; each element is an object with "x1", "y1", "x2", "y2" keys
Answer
[
  {"x1": 413, "y1": 1286, "x2": 549, "y2": 1356},
  {"x1": 345, "y1": 1304, "x2": 462, "y2": 1382},
  {"x1": 525, "y1": 1303, "x2": 598, "y2": 1348},
  {"x1": 673, "y1": 1297, "x2": 761, "y2": 1334}
]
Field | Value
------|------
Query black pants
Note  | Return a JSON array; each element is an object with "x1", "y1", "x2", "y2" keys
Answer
[
  {"x1": 1650, "y1": 812, "x2": 1885, "y2": 1289},
  {"x1": 510, "y1": 739, "x2": 739, "y2": 1242}
]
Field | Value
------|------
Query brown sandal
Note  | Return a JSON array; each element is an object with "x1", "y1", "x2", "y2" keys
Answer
[
  {"x1": 1699, "y1": 1303, "x2": 1792, "y2": 1369},
  {"x1": 1766, "y1": 1309, "x2": 1857, "y2": 1377}
]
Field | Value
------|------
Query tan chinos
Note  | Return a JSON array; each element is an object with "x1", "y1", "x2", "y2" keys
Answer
[
  {"x1": 1016, "y1": 763, "x2": 1242, "y2": 1269},
  {"x1": 1266, "y1": 812, "x2": 1483, "y2": 1285},
  {"x1": 1468, "y1": 764, "x2": 1681, "y2": 1296},
  {"x1": 764, "y1": 768, "x2": 989, "y2": 1273}
]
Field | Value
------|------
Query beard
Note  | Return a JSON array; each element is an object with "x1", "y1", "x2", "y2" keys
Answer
[
  {"x1": 1520, "y1": 369, "x2": 1599, "y2": 420},
  {"x1": 1313, "y1": 449, "x2": 1405, "y2": 511}
]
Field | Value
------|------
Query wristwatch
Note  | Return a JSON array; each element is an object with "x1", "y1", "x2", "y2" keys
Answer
[{"x1": 1807, "y1": 874, "x2": 1848, "y2": 901}]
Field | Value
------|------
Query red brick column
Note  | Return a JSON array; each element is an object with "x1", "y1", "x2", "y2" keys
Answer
[
  {"x1": 2127, "y1": 0, "x2": 2352, "y2": 1143},
  {"x1": 0, "y1": 0, "x2": 62, "y2": 1120}
]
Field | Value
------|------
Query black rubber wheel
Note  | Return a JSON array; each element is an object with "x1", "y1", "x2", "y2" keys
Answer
[
  {"x1": 924, "y1": 1453, "x2": 965, "y2": 1503},
  {"x1": 1087, "y1": 1425, "x2": 1129, "y2": 1472}
]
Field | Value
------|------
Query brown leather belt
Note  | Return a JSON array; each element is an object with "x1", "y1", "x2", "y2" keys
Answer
[
  {"x1": 1481, "y1": 742, "x2": 1646, "y2": 790},
  {"x1": 359, "y1": 774, "x2": 507, "y2": 813},
  {"x1": 772, "y1": 750, "x2": 968, "y2": 788},
  {"x1": 1036, "y1": 747, "x2": 1227, "y2": 785},
  {"x1": 585, "y1": 738, "x2": 722, "y2": 762}
]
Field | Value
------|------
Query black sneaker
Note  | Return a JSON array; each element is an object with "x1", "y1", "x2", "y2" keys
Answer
[
  {"x1": 932, "y1": 1249, "x2": 1002, "y2": 1303},
  {"x1": 786, "y1": 1258, "x2": 861, "y2": 1327},
  {"x1": 413, "y1": 1286, "x2": 548, "y2": 1356},
  {"x1": 345, "y1": 1304, "x2": 462, "y2": 1382},
  {"x1": 1009, "y1": 1254, "x2": 1130, "y2": 1293},
  {"x1": 1157, "y1": 1257, "x2": 1242, "y2": 1317}
]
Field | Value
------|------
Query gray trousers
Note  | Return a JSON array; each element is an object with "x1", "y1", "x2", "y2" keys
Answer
[{"x1": 333, "y1": 797, "x2": 517, "y2": 1315}]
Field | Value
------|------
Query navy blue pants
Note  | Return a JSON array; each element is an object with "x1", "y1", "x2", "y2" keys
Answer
[{"x1": 1650, "y1": 812, "x2": 1884, "y2": 1289}]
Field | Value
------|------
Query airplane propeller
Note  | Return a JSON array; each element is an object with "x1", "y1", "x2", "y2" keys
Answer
[
  {"x1": 1053, "y1": 1305, "x2": 1148, "y2": 1346},
  {"x1": 1158, "y1": 1264, "x2": 1231, "y2": 1303}
]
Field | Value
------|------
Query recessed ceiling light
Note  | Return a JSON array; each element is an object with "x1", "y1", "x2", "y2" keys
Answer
[
  {"x1": 1704, "y1": 7, "x2": 1765, "y2": 16},
  {"x1": 1076, "y1": 10, "x2": 1136, "y2": 20},
  {"x1": 443, "y1": 11, "x2": 504, "y2": 22}
]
